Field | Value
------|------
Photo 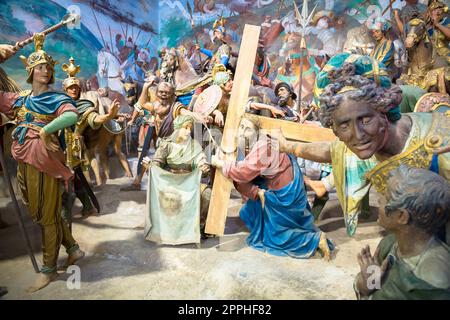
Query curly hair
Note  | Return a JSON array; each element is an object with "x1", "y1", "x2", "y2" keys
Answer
[
  {"x1": 318, "y1": 63, "x2": 403, "y2": 128},
  {"x1": 385, "y1": 165, "x2": 450, "y2": 234}
]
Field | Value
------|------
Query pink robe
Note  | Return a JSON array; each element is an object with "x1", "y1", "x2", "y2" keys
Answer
[
  {"x1": 0, "y1": 92, "x2": 77, "y2": 181},
  {"x1": 222, "y1": 136, "x2": 293, "y2": 200}
]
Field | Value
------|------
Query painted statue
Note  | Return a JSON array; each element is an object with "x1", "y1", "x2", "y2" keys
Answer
[
  {"x1": 354, "y1": 165, "x2": 450, "y2": 299},
  {"x1": 0, "y1": 37, "x2": 84, "y2": 292},
  {"x1": 211, "y1": 116, "x2": 333, "y2": 260}
]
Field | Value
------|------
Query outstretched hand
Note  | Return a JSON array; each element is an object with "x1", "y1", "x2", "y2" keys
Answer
[
  {"x1": 107, "y1": 99, "x2": 120, "y2": 120},
  {"x1": 0, "y1": 44, "x2": 18, "y2": 63}
]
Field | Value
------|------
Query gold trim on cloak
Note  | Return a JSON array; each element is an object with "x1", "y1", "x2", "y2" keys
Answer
[{"x1": 366, "y1": 112, "x2": 450, "y2": 194}]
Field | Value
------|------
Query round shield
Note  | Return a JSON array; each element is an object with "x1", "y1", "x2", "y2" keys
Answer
[
  {"x1": 103, "y1": 119, "x2": 126, "y2": 135},
  {"x1": 414, "y1": 92, "x2": 450, "y2": 113},
  {"x1": 193, "y1": 84, "x2": 223, "y2": 116}
]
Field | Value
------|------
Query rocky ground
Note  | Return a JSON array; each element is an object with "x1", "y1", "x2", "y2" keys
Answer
[{"x1": 0, "y1": 159, "x2": 384, "y2": 300}]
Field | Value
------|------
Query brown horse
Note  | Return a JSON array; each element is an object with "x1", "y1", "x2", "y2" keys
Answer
[{"x1": 400, "y1": 18, "x2": 449, "y2": 93}]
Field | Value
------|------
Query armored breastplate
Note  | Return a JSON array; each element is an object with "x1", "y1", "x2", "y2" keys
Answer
[{"x1": 366, "y1": 112, "x2": 450, "y2": 194}]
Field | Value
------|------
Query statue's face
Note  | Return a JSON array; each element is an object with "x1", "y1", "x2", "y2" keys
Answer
[
  {"x1": 66, "y1": 84, "x2": 80, "y2": 100},
  {"x1": 238, "y1": 118, "x2": 258, "y2": 147},
  {"x1": 222, "y1": 79, "x2": 233, "y2": 94},
  {"x1": 431, "y1": 8, "x2": 444, "y2": 22},
  {"x1": 33, "y1": 63, "x2": 52, "y2": 85},
  {"x1": 371, "y1": 29, "x2": 384, "y2": 42},
  {"x1": 376, "y1": 195, "x2": 393, "y2": 230},
  {"x1": 176, "y1": 122, "x2": 193, "y2": 143},
  {"x1": 331, "y1": 99, "x2": 387, "y2": 160},
  {"x1": 156, "y1": 85, "x2": 174, "y2": 104},
  {"x1": 214, "y1": 30, "x2": 224, "y2": 41},
  {"x1": 276, "y1": 87, "x2": 290, "y2": 100}
]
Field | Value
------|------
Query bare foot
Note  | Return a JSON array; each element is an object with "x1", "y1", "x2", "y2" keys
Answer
[
  {"x1": 60, "y1": 249, "x2": 85, "y2": 269},
  {"x1": 81, "y1": 208, "x2": 99, "y2": 218},
  {"x1": 318, "y1": 232, "x2": 331, "y2": 261},
  {"x1": 27, "y1": 272, "x2": 58, "y2": 293},
  {"x1": 304, "y1": 177, "x2": 327, "y2": 198}
]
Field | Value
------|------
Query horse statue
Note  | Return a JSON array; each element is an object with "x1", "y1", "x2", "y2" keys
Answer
[
  {"x1": 400, "y1": 18, "x2": 449, "y2": 94},
  {"x1": 161, "y1": 47, "x2": 212, "y2": 101},
  {"x1": 97, "y1": 50, "x2": 126, "y2": 96}
]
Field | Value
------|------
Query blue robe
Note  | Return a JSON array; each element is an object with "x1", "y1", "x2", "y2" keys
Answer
[{"x1": 240, "y1": 154, "x2": 327, "y2": 258}]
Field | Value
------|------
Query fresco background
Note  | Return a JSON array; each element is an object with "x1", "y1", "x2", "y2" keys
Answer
[{"x1": 0, "y1": 0, "x2": 432, "y2": 91}]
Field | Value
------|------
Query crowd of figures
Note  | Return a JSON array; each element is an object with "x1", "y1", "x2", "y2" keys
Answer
[{"x1": 0, "y1": 0, "x2": 449, "y2": 299}]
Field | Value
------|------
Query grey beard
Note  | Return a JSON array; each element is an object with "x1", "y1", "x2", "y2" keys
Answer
[{"x1": 278, "y1": 96, "x2": 289, "y2": 107}]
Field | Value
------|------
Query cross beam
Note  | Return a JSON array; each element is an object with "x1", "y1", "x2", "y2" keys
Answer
[{"x1": 244, "y1": 114, "x2": 336, "y2": 142}]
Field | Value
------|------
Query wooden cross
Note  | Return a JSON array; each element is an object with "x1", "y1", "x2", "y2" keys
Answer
[
  {"x1": 205, "y1": 24, "x2": 336, "y2": 236},
  {"x1": 204, "y1": 24, "x2": 261, "y2": 236}
]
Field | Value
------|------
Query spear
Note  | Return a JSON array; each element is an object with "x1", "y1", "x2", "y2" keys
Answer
[
  {"x1": 382, "y1": 0, "x2": 397, "y2": 17},
  {"x1": 135, "y1": 29, "x2": 142, "y2": 45},
  {"x1": 91, "y1": 7, "x2": 107, "y2": 50},
  {"x1": 109, "y1": 25, "x2": 114, "y2": 54},
  {"x1": 145, "y1": 36, "x2": 152, "y2": 48},
  {"x1": 187, "y1": 0, "x2": 204, "y2": 74},
  {"x1": 293, "y1": 0, "x2": 316, "y2": 112}
]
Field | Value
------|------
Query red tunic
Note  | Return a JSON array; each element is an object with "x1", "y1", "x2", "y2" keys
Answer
[
  {"x1": 222, "y1": 136, "x2": 294, "y2": 200},
  {"x1": 0, "y1": 91, "x2": 78, "y2": 181}
]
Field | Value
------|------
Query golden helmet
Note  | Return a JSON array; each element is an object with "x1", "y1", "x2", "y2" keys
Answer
[
  {"x1": 62, "y1": 57, "x2": 81, "y2": 90},
  {"x1": 19, "y1": 33, "x2": 58, "y2": 84}
]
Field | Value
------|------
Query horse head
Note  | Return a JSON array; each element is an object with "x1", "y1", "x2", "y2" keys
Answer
[
  {"x1": 160, "y1": 49, "x2": 178, "y2": 84},
  {"x1": 405, "y1": 19, "x2": 427, "y2": 49}
]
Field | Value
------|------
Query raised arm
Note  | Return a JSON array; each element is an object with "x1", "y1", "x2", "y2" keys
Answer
[{"x1": 267, "y1": 128, "x2": 332, "y2": 163}]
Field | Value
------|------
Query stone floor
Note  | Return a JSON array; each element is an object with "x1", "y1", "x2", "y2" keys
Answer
[{"x1": 0, "y1": 168, "x2": 384, "y2": 300}]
